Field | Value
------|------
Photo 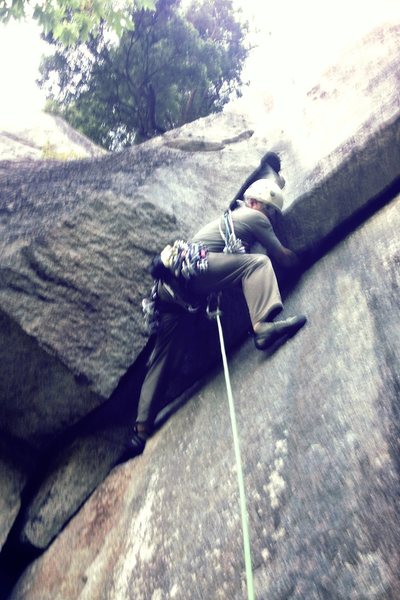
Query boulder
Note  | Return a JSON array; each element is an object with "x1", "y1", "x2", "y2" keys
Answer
[
  {"x1": 0, "y1": 112, "x2": 106, "y2": 161},
  {"x1": 10, "y1": 193, "x2": 400, "y2": 599},
  {"x1": 0, "y1": 21, "x2": 399, "y2": 589}
]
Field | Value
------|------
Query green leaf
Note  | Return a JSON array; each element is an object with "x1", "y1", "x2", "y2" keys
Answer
[{"x1": 135, "y1": 0, "x2": 156, "y2": 9}]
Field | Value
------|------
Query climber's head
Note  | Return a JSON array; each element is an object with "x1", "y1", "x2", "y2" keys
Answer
[
  {"x1": 229, "y1": 151, "x2": 285, "y2": 211},
  {"x1": 243, "y1": 179, "x2": 284, "y2": 215}
]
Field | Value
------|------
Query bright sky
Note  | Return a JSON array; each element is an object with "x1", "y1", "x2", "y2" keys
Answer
[
  {"x1": 237, "y1": 0, "x2": 399, "y2": 93},
  {"x1": 0, "y1": 0, "x2": 399, "y2": 128},
  {"x1": 0, "y1": 19, "x2": 49, "y2": 127}
]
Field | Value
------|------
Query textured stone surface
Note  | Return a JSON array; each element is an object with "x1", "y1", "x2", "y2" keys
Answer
[
  {"x1": 20, "y1": 428, "x2": 126, "y2": 549},
  {"x1": 279, "y1": 114, "x2": 400, "y2": 254},
  {"x1": 10, "y1": 195, "x2": 400, "y2": 599},
  {"x1": 0, "y1": 311, "x2": 102, "y2": 447},
  {"x1": 0, "y1": 21, "x2": 399, "y2": 578}
]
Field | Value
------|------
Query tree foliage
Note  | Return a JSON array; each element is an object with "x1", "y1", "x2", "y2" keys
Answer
[
  {"x1": 39, "y1": 0, "x2": 249, "y2": 149},
  {"x1": 0, "y1": 0, "x2": 155, "y2": 44}
]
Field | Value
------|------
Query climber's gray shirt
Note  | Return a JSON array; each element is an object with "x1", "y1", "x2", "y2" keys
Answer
[{"x1": 191, "y1": 206, "x2": 283, "y2": 256}]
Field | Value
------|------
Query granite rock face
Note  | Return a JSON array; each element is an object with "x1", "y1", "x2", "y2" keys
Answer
[
  {"x1": 10, "y1": 194, "x2": 400, "y2": 599},
  {"x1": 0, "y1": 22, "x2": 399, "y2": 596}
]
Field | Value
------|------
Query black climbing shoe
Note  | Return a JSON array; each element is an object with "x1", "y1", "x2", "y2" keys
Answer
[
  {"x1": 254, "y1": 315, "x2": 307, "y2": 350},
  {"x1": 118, "y1": 431, "x2": 147, "y2": 463}
]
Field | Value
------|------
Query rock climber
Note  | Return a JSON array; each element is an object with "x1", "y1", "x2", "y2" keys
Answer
[{"x1": 122, "y1": 152, "x2": 306, "y2": 459}]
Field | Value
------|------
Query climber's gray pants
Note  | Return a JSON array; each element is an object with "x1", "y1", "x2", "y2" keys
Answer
[
  {"x1": 189, "y1": 252, "x2": 282, "y2": 327},
  {"x1": 136, "y1": 252, "x2": 282, "y2": 427}
]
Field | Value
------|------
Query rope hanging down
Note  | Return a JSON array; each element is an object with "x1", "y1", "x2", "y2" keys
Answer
[{"x1": 207, "y1": 294, "x2": 255, "y2": 600}]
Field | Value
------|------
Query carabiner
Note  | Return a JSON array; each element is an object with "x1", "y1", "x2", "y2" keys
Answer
[{"x1": 206, "y1": 292, "x2": 223, "y2": 320}]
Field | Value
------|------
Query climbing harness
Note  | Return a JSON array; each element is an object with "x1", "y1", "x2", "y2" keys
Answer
[
  {"x1": 142, "y1": 240, "x2": 208, "y2": 333},
  {"x1": 206, "y1": 293, "x2": 255, "y2": 600},
  {"x1": 219, "y1": 210, "x2": 246, "y2": 254}
]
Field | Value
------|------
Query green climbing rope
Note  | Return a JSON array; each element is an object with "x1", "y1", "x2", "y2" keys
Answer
[{"x1": 208, "y1": 296, "x2": 255, "y2": 600}]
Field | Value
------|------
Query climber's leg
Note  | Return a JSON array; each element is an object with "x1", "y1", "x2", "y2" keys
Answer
[
  {"x1": 135, "y1": 308, "x2": 185, "y2": 430},
  {"x1": 191, "y1": 252, "x2": 306, "y2": 350},
  {"x1": 119, "y1": 307, "x2": 187, "y2": 461},
  {"x1": 190, "y1": 252, "x2": 283, "y2": 327}
]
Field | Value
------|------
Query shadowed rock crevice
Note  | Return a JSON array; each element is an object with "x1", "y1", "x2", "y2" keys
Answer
[
  {"x1": 0, "y1": 336, "x2": 155, "y2": 598},
  {"x1": 164, "y1": 139, "x2": 225, "y2": 151},
  {"x1": 287, "y1": 175, "x2": 400, "y2": 274}
]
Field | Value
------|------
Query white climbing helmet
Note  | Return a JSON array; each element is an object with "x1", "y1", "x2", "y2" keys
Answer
[{"x1": 243, "y1": 179, "x2": 284, "y2": 212}]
